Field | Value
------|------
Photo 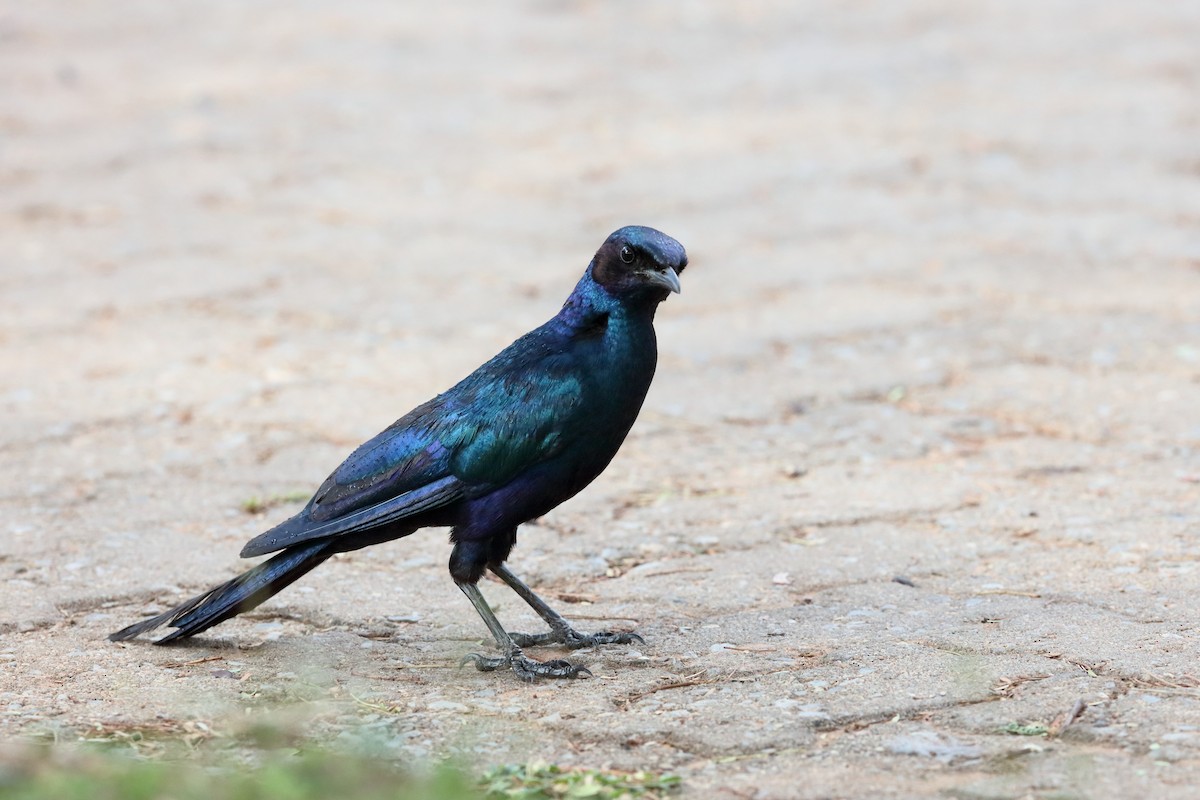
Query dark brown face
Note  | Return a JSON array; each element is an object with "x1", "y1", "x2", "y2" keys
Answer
[{"x1": 591, "y1": 225, "x2": 687, "y2": 300}]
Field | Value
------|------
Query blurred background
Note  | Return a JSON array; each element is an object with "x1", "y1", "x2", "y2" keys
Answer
[{"x1": 2, "y1": 1, "x2": 1199, "y2": 797}]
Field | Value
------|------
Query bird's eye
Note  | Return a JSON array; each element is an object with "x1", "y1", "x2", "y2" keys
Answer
[{"x1": 619, "y1": 245, "x2": 635, "y2": 264}]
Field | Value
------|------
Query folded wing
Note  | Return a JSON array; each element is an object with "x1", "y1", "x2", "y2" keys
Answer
[{"x1": 240, "y1": 332, "x2": 586, "y2": 558}]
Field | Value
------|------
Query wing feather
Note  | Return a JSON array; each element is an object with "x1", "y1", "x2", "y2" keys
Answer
[
  {"x1": 237, "y1": 324, "x2": 587, "y2": 557},
  {"x1": 240, "y1": 475, "x2": 463, "y2": 557}
]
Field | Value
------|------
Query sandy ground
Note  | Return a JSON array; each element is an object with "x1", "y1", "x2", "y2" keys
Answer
[{"x1": 3, "y1": 1, "x2": 1200, "y2": 797}]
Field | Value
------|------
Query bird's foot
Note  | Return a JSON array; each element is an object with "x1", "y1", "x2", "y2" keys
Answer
[
  {"x1": 460, "y1": 648, "x2": 591, "y2": 682},
  {"x1": 509, "y1": 626, "x2": 644, "y2": 650}
]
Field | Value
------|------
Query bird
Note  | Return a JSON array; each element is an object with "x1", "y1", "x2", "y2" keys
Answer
[{"x1": 110, "y1": 225, "x2": 687, "y2": 681}]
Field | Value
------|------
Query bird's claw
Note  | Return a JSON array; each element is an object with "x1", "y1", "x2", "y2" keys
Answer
[
  {"x1": 509, "y1": 628, "x2": 644, "y2": 650},
  {"x1": 460, "y1": 649, "x2": 592, "y2": 681}
]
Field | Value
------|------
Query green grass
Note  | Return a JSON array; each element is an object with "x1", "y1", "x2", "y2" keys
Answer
[
  {"x1": 1001, "y1": 722, "x2": 1050, "y2": 737},
  {"x1": 0, "y1": 745, "x2": 476, "y2": 800},
  {"x1": 0, "y1": 745, "x2": 681, "y2": 800},
  {"x1": 481, "y1": 763, "x2": 681, "y2": 799}
]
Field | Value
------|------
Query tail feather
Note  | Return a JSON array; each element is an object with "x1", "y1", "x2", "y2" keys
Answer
[{"x1": 108, "y1": 542, "x2": 333, "y2": 644}]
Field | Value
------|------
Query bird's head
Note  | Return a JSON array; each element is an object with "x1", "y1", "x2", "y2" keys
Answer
[{"x1": 590, "y1": 226, "x2": 687, "y2": 303}]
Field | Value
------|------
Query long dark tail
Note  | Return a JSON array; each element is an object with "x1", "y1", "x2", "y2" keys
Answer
[{"x1": 108, "y1": 541, "x2": 334, "y2": 644}]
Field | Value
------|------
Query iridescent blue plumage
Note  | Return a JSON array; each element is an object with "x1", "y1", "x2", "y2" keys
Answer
[{"x1": 111, "y1": 226, "x2": 687, "y2": 680}]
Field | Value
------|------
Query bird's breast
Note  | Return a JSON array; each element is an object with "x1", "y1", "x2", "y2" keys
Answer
[{"x1": 578, "y1": 317, "x2": 657, "y2": 413}]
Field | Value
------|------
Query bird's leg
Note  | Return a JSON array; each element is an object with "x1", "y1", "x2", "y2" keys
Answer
[
  {"x1": 489, "y1": 562, "x2": 644, "y2": 649},
  {"x1": 457, "y1": 583, "x2": 590, "y2": 681}
]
